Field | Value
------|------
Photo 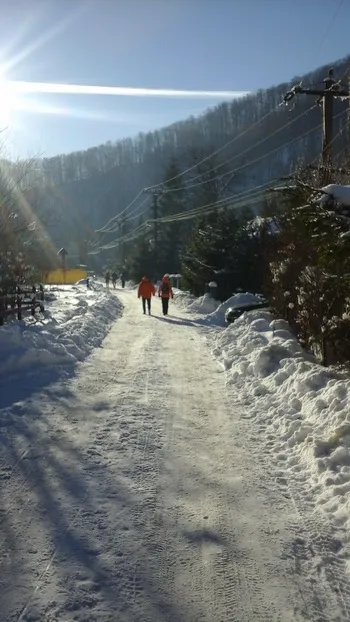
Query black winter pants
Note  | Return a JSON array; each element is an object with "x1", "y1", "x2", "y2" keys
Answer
[
  {"x1": 161, "y1": 297, "x2": 169, "y2": 315},
  {"x1": 142, "y1": 297, "x2": 151, "y2": 313}
]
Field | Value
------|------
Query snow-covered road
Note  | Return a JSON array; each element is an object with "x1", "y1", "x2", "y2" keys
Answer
[{"x1": 1, "y1": 288, "x2": 349, "y2": 621}]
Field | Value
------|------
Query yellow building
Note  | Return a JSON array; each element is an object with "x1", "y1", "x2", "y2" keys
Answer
[{"x1": 42, "y1": 268, "x2": 87, "y2": 285}]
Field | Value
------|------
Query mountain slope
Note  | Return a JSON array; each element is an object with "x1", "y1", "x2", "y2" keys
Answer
[{"x1": 31, "y1": 56, "x2": 350, "y2": 253}]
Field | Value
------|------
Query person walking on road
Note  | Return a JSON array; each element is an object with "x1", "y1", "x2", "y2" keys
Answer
[
  {"x1": 158, "y1": 274, "x2": 174, "y2": 316},
  {"x1": 138, "y1": 276, "x2": 156, "y2": 315},
  {"x1": 111, "y1": 271, "x2": 118, "y2": 289},
  {"x1": 105, "y1": 271, "x2": 110, "y2": 289}
]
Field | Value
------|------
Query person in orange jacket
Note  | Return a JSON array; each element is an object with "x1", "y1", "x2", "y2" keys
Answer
[
  {"x1": 138, "y1": 276, "x2": 156, "y2": 315},
  {"x1": 158, "y1": 274, "x2": 174, "y2": 316}
]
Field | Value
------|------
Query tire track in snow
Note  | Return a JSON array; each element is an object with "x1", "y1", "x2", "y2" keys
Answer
[
  {"x1": 238, "y1": 396, "x2": 350, "y2": 621},
  {"x1": 0, "y1": 363, "x2": 123, "y2": 573},
  {"x1": 1, "y1": 290, "x2": 333, "y2": 621},
  {"x1": 283, "y1": 476, "x2": 350, "y2": 620},
  {"x1": 255, "y1": 404, "x2": 350, "y2": 620},
  {"x1": 157, "y1": 326, "x2": 276, "y2": 621},
  {"x1": 13, "y1": 396, "x2": 125, "y2": 622}
]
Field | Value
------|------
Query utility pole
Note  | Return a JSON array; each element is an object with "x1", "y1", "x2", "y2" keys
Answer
[
  {"x1": 118, "y1": 216, "x2": 126, "y2": 265},
  {"x1": 152, "y1": 193, "x2": 159, "y2": 246},
  {"x1": 283, "y1": 68, "x2": 350, "y2": 184},
  {"x1": 142, "y1": 187, "x2": 167, "y2": 276}
]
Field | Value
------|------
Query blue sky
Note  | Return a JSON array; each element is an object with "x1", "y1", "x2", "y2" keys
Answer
[{"x1": 1, "y1": 0, "x2": 350, "y2": 158}]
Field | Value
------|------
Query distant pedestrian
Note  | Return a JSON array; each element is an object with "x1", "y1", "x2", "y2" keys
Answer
[
  {"x1": 158, "y1": 274, "x2": 173, "y2": 316},
  {"x1": 138, "y1": 276, "x2": 156, "y2": 315},
  {"x1": 105, "y1": 271, "x2": 110, "y2": 288},
  {"x1": 111, "y1": 271, "x2": 117, "y2": 288},
  {"x1": 120, "y1": 273, "x2": 125, "y2": 288}
]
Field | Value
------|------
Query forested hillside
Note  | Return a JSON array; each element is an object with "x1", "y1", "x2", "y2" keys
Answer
[
  {"x1": 28, "y1": 55, "x2": 350, "y2": 260},
  {"x1": 2, "y1": 53, "x2": 350, "y2": 369}
]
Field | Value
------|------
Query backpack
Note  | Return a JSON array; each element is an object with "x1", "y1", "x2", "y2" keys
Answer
[{"x1": 162, "y1": 282, "x2": 170, "y2": 296}]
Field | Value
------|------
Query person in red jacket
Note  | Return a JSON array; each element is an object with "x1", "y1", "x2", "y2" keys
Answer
[
  {"x1": 158, "y1": 274, "x2": 174, "y2": 316},
  {"x1": 138, "y1": 276, "x2": 156, "y2": 315}
]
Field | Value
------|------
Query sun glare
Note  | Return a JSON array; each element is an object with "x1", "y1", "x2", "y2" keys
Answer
[{"x1": 0, "y1": 78, "x2": 16, "y2": 128}]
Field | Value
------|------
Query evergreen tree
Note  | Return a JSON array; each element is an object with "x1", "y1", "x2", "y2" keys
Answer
[
  {"x1": 181, "y1": 207, "x2": 241, "y2": 297},
  {"x1": 266, "y1": 170, "x2": 350, "y2": 366},
  {"x1": 157, "y1": 155, "x2": 188, "y2": 275},
  {"x1": 125, "y1": 236, "x2": 155, "y2": 282}
]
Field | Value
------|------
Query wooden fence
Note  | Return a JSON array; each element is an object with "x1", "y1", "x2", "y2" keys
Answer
[{"x1": 0, "y1": 284, "x2": 45, "y2": 326}]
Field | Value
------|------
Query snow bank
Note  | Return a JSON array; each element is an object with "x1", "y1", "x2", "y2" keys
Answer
[
  {"x1": 0, "y1": 283, "x2": 122, "y2": 376},
  {"x1": 211, "y1": 309, "x2": 350, "y2": 531},
  {"x1": 173, "y1": 289, "x2": 219, "y2": 314},
  {"x1": 207, "y1": 292, "x2": 263, "y2": 326},
  {"x1": 174, "y1": 289, "x2": 265, "y2": 323},
  {"x1": 188, "y1": 293, "x2": 219, "y2": 314},
  {"x1": 173, "y1": 289, "x2": 196, "y2": 309}
]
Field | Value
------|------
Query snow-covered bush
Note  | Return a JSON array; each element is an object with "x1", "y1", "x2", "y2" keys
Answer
[{"x1": 266, "y1": 171, "x2": 350, "y2": 367}]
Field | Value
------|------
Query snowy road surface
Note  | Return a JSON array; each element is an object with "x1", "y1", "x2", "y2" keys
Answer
[{"x1": 1, "y1": 288, "x2": 349, "y2": 621}]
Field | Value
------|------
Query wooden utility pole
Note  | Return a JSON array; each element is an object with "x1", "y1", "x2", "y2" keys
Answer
[
  {"x1": 118, "y1": 216, "x2": 126, "y2": 264},
  {"x1": 283, "y1": 68, "x2": 350, "y2": 184},
  {"x1": 142, "y1": 187, "x2": 167, "y2": 275},
  {"x1": 152, "y1": 194, "x2": 159, "y2": 246}
]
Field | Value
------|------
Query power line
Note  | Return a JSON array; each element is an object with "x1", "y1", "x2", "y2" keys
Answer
[
  {"x1": 89, "y1": 119, "x2": 330, "y2": 252},
  {"x1": 282, "y1": 67, "x2": 350, "y2": 183},
  {"x1": 95, "y1": 189, "x2": 144, "y2": 233},
  {"x1": 90, "y1": 106, "x2": 350, "y2": 255},
  {"x1": 92, "y1": 68, "x2": 349, "y2": 242},
  {"x1": 148, "y1": 104, "x2": 282, "y2": 190},
  {"x1": 94, "y1": 95, "x2": 315, "y2": 234},
  {"x1": 317, "y1": 0, "x2": 346, "y2": 50},
  {"x1": 165, "y1": 102, "x2": 318, "y2": 193},
  {"x1": 157, "y1": 182, "x2": 271, "y2": 224},
  {"x1": 88, "y1": 179, "x2": 281, "y2": 254},
  {"x1": 94, "y1": 97, "x2": 319, "y2": 240},
  {"x1": 97, "y1": 195, "x2": 150, "y2": 235},
  {"x1": 93, "y1": 103, "x2": 281, "y2": 235},
  {"x1": 89, "y1": 111, "x2": 347, "y2": 254}
]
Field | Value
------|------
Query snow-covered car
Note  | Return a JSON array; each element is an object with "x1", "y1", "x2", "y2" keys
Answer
[{"x1": 225, "y1": 295, "x2": 270, "y2": 324}]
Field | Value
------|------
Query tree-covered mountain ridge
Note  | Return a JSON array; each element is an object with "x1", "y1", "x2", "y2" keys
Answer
[{"x1": 31, "y1": 55, "x2": 350, "y2": 246}]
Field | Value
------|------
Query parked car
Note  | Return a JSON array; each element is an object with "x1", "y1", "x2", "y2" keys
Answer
[{"x1": 225, "y1": 296, "x2": 270, "y2": 324}]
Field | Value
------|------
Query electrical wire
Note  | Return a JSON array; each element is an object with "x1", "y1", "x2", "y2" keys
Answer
[
  {"x1": 88, "y1": 178, "x2": 281, "y2": 254},
  {"x1": 93, "y1": 103, "x2": 281, "y2": 234},
  {"x1": 317, "y1": 0, "x2": 346, "y2": 51},
  {"x1": 93, "y1": 65, "x2": 350, "y2": 242},
  {"x1": 90, "y1": 118, "x2": 329, "y2": 250},
  {"x1": 164, "y1": 102, "x2": 318, "y2": 193},
  {"x1": 94, "y1": 98, "x2": 318, "y2": 238},
  {"x1": 92, "y1": 186, "x2": 276, "y2": 253},
  {"x1": 147, "y1": 103, "x2": 284, "y2": 190},
  {"x1": 90, "y1": 105, "x2": 349, "y2": 254},
  {"x1": 95, "y1": 189, "x2": 144, "y2": 233},
  {"x1": 97, "y1": 195, "x2": 150, "y2": 235}
]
